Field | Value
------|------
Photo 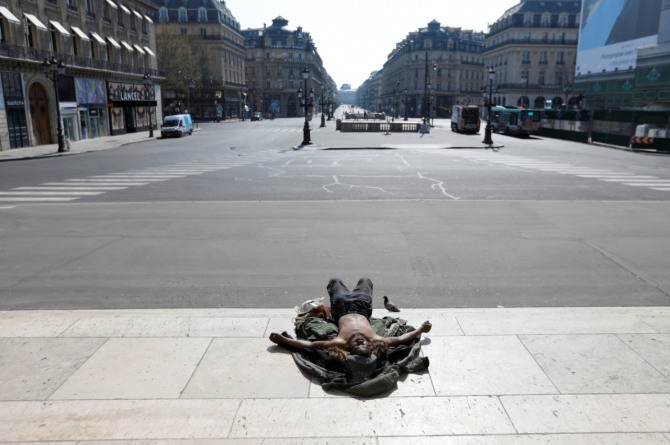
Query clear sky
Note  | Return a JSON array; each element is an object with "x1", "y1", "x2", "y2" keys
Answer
[{"x1": 224, "y1": 0, "x2": 520, "y2": 89}]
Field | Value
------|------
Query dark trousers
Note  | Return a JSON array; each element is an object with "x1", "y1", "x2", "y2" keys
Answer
[{"x1": 327, "y1": 277, "x2": 373, "y2": 322}]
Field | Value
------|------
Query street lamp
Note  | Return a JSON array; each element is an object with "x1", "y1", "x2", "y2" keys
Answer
[
  {"x1": 299, "y1": 67, "x2": 312, "y2": 145},
  {"x1": 42, "y1": 57, "x2": 66, "y2": 153},
  {"x1": 320, "y1": 87, "x2": 326, "y2": 127},
  {"x1": 423, "y1": 52, "x2": 437, "y2": 124},
  {"x1": 483, "y1": 67, "x2": 495, "y2": 146},
  {"x1": 403, "y1": 88, "x2": 409, "y2": 121},
  {"x1": 187, "y1": 79, "x2": 195, "y2": 114},
  {"x1": 142, "y1": 74, "x2": 154, "y2": 137},
  {"x1": 394, "y1": 80, "x2": 400, "y2": 119}
]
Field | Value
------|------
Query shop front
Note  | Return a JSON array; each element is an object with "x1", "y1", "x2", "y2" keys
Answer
[
  {"x1": 1, "y1": 71, "x2": 29, "y2": 149},
  {"x1": 75, "y1": 78, "x2": 109, "y2": 140},
  {"x1": 107, "y1": 81, "x2": 156, "y2": 135}
]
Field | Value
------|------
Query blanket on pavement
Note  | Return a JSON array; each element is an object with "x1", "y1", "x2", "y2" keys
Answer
[{"x1": 279, "y1": 310, "x2": 429, "y2": 397}]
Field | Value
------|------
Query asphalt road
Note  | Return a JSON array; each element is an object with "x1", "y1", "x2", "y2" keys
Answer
[{"x1": 1, "y1": 118, "x2": 669, "y2": 310}]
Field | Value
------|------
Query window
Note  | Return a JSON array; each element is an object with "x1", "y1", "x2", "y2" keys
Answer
[
  {"x1": 539, "y1": 51, "x2": 548, "y2": 64},
  {"x1": 522, "y1": 51, "x2": 530, "y2": 64},
  {"x1": 180, "y1": 27, "x2": 187, "y2": 35},
  {"x1": 556, "y1": 51, "x2": 565, "y2": 64},
  {"x1": 538, "y1": 71, "x2": 545, "y2": 85},
  {"x1": 200, "y1": 28, "x2": 206, "y2": 38},
  {"x1": 159, "y1": 7, "x2": 168, "y2": 23},
  {"x1": 198, "y1": 7, "x2": 207, "y2": 22},
  {"x1": 178, "y1": 7, "x2": 187, "y2": 23}
]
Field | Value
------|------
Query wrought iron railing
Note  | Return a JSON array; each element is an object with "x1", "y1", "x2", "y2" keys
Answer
[{"x1": 0, "y1": 42, "x2": 164, "y2": 78}]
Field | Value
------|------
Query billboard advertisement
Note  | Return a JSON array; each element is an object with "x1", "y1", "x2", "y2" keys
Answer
[{"x1": 576, "y1": 0, "x2": 663, "y2": 75}]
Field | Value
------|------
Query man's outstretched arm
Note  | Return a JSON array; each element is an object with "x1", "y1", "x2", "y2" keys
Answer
[
  {"x1": 269, "y1": 332, "x2": 339, "y2": 350},
  {"x1": 385, "y1": 321, "x2": 432, "y2": 347}
]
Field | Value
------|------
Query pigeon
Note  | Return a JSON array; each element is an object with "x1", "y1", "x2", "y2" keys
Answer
[{"x1": 383, "y1": 296, "x2": 400, "y2": 312}]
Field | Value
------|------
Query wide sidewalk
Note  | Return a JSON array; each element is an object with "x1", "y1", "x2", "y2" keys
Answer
[{"x1": 1, "y1": 306, "x2": 670, "y2": 443}]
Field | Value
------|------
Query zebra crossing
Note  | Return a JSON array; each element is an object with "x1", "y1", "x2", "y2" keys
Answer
[
  {"x1": 0, "y1": 152, "x2": 277, "y2": 205},
  {"x1": 456, "y1": 151, "x2": 670, "y2": 192}
]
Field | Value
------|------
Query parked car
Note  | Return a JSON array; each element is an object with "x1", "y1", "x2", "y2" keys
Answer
[
  {"x1": 161, "y1": 114, "x2": 193, "y2": 138},
  {"x1": 251, "y1": 112, "x2": 263, "y2": 121}
]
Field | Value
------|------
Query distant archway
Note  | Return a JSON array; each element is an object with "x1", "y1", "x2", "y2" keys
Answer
[
  {"x1": 534, "y1": 96, "x2": 546, "y2": 108},
  {"x1": 28, "y1": 82, "x2": 52, "y2": 145}
]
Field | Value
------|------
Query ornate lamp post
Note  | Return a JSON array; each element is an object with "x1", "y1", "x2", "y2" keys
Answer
[
  {"x1": 298, "y1": 67, "x2": 312, "y2": 145},
  {"x1": 320, "y1": 87, "x2": 326, "y2": 127},
  {"x1": 42, "y1": 56, "x2": 66, "y2": 153},
  {"x1": 563, "y1": 83, "x2": 572, "y2": 109},
  {"x1": 483, "y1": 67, "x2": 495, "y2": 146},
  {"x1": 142, "y1": 74, "x2": 154, "y2": 137},
  {"x1": 187, "y1": 79, "x2": 195, "y2": 114},
  {"x1": 423, "y1": 52, "x2": 437, "y2": 124},
  {"x1": 403, "y1": 88, "x2": 409, "y2": 121},
  {"x1": 394, "y1": 80, "x2": 400, "y2": 119}
]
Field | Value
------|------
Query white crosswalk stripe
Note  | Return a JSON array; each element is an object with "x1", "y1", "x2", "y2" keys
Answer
[
  {"x1": 457, "y1": 152, "x2": 670, "y2": 193},
  {"x1": 0, "y1": 150, "x2": 280, "y2": 204}
]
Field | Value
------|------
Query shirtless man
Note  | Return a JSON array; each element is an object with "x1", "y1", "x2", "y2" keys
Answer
[{"x1": 269, "y1": 277, "x2": 432, "y2": 355}]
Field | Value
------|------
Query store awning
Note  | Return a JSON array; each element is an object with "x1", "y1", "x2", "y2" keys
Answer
[
  {"x1": 132, "y1": 44, "x2": 145, "y2": 54},
  {"x1": 106, "y1": 0, "x2": 118, "y2": 9},
  {"x1": 24, "y1": 13, "x2": 47, "y2": 31},
  {"x1": 143, "y1": 46, "x2": 156, "y2": 57},
  {"x1": 143, "y1": 14, "x2": 153, "y2": 23},
  {"x1": 90, "y1": 31, "x2": 107, "y2": 45},
  {"x1": 0, "y1": 6, "x2": 20, "y2": 24},
  {"x1": 106, "y1": 36, "x2": 121, "y2": 48},
  {"x1": 119, "y1": 4, "x2": 131, "y2": 14},
  {"x1": 50, "y1": 20, "x2": 70, "y2": 36},
  {"x1": 71, "y1": 26, "x2": 90, "y2": 40},
  {"x1": 120, "y1": 40, "x2": 134, "y2": 51}
]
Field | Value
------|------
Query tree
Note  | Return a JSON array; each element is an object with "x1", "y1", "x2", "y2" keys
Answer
[{"x1": 155, "y1": 27, "x2": 198, "y2": 96}]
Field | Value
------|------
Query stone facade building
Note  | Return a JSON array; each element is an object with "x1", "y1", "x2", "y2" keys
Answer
[
  {"x1": 156, "y1": 0, "x2": 245, "y2": 120},
  {"x1": 360, "y1": 20, "x2": 486, "y2": 119},
  {"x1": 242, "y1": 17, "x2": 336, "y2": 119},
  {"x1": 483, "y1": 0, "x2": 581, "y2": 109},
  {"x1": 0, "y1": 0, "x2": 160, "y2": 151}
]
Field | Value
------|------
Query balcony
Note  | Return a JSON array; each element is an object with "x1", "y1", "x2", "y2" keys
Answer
[{"x1": 0, "y1": 42, "x2": 165, "y2": 78}]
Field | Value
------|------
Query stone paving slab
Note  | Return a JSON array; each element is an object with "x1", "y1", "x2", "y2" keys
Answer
[{"x1": 1, "y1": 307, "x2": 670, "y2": 443}]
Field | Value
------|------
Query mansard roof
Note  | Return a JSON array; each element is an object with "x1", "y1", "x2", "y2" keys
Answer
[{"x1": 158, "y1": 0, "x2": 241, "y2": 30}]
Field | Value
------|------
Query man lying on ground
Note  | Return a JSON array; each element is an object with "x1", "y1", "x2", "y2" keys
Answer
[{"x1": 269, "y1": 277, "x2": 432, "y2": 357}]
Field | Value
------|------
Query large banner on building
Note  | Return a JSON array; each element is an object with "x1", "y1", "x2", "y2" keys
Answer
[{"x1": 576, "y1": 0, "x2": 662, "y2": 75}]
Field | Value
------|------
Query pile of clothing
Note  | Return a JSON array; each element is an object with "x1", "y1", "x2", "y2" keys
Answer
[{"x1": 278, "y1": 304, "x2": 430, "y2": 397}]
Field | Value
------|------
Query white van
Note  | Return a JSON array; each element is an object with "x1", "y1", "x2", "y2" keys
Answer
[{"x1": 161, "y1": 114, "x2": 193, "y2": 138}]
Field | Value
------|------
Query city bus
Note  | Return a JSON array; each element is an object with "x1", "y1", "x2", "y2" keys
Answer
[
  {"x1": 451, "y1": 105, "x2": 481, "y2": 133},
  {"x1": 489, "y1": 106, "x2": 542, "y2": 136}
]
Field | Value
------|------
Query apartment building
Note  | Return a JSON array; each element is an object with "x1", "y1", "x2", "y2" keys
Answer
[
  {"x1": 361, "y1": 20, "x2": 486, "y2": 119},
  {"x1": 0, "y1": 0, "x2": 160, "y2": 151},
  {"x1": 242, "y1": 16, "x2": 336, "y2": 118},
  {"x1": 483, "y1": 0, "x2": 581, "y2": 109},
  {"x1": 156, "y1": 0, "x2": 245, "y2": 120}
]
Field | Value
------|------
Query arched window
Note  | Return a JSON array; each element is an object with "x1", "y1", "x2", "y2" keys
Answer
[
  {"x1": 198, "y1": 7, "x2": 207, "y2": 22},
  {"x1": 178, "y1": 7, "x2": 187, "y2": 23}
]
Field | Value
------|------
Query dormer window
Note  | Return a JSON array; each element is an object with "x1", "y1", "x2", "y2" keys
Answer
[
  {"x1": 178, "y1": 7, "x2": 187, "y2": 23},
  {"x1": 198, "y1": 7, "x2": 207, "y2": 22}
]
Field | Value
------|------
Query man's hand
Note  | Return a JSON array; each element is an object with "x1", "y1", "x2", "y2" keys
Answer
[
  {"x1": 269, "y1": 332, "x2": 287, "y2": 345},
  {"x1": 420, "y1": 321, "x2": 432, "y2": 333}
]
